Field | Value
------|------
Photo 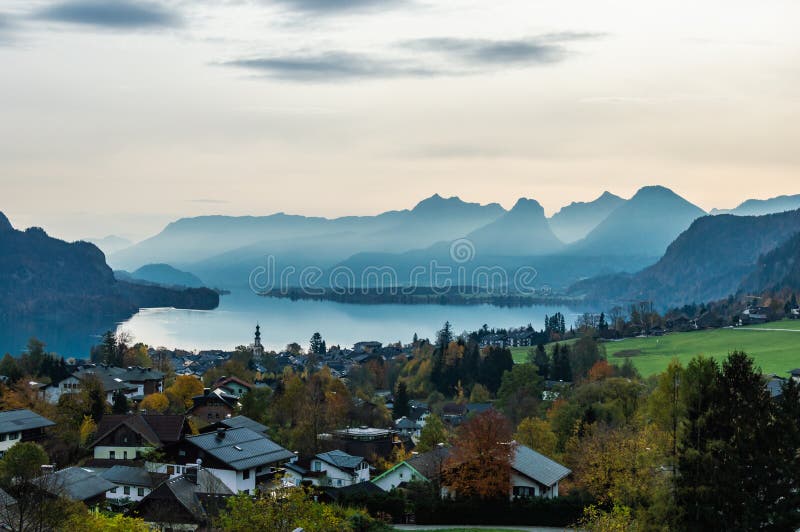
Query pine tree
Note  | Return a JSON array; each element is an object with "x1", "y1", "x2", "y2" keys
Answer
[{"x1": 393, "y1": 381, "x2": 410, "y2": 419}]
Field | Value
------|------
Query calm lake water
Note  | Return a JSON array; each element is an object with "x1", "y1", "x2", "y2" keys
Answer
[
  {"x1": 0, "y1": 291, "x2": 580, "y2": 356},
  {"x1": 117, "y1": 291, "x2": 579, "y2": 352}
]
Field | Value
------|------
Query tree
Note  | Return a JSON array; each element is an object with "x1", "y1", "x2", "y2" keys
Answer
[
  {"x1": 0, "y1": 354, "x2": 22, "y2": 382},
  {"x1": 514, "y1": 417, "x2": 558, "y2": 458},
  {"x1": 79, "y1": 415, "x2": 97, "y2": 446},
  {"x1": 551, "y1": 344, "x2": 572, "y2": 381},
  {"x1": 677, "y1": 352, "x2": 800, "y2": 531},
  {"x1": 478, "y1": 346, "x2": 514, "y2": 394},
  {"x1": 392, "y1": 381, "x2": 410, "y2": 419},
  {"x1": 239, "y1": 388, "x2": 272, "y2": 425},
  {"x1": 66, "y1": 512, "x2": 150, "y2": 532},
  {"x1": 529, "y1": 344, "x2": 550, "y2": 378},
  {"x1": 140, "y1": 393, "x2": 169, "y2": 413},
  {"x1": 496, "y1": 364, "x2": 543, "y2": 425},
  {"x1": 309, "y1": 332, "x2": 325, "y2": 355},
  {"x1": 0, "y1": 442, "x2": 82, "y2": 532},
  {"x1": 445, "y1": 410, "x2": 515, "y2": 500},
  {"x1": 165, "y1": 375, "x2": 204, "y2": 411},
  {"x1": 569, "y1": 335, "x2": 605, "y2": 381},
  {"x1": 647, "y1": 359, "x2": 684, "y2": 468},
  {"x1": 416, "y1": 413, "x2": 448, "y2": 453},
  {"x1": 215, "y1": 487, "x2": 357, "y2": 532},
  {"x1": 123, "y1": 343, "x2": 152, "y2": 368},
  {"x1": 468, "y1": 383, "x2": 491, "y2": 403},
  {"x1": 112, "y1": 390, "x2": 129, "y2": 414},
  {"x1": 81, "y1": 374, "x2": 106, "y2": 423}
]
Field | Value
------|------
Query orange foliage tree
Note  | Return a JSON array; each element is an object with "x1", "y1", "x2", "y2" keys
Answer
[
  {"x1": 165, "y1": 375, "x2": 204, "y2": 411},
  {"x1": 588, "y1": 360, "x2": 615, "y2": 382},
  {"x1": 444, "y1": 409, "x2": 516, "y2": 500}
]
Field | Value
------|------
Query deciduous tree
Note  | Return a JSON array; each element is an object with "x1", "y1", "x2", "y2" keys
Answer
[{"x1": 445, "y1": 410, "x2": 515, "y2": 500}]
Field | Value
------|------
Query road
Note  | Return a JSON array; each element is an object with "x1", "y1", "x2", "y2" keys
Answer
[{"x1": 393, "y1": 526, "x2": 577, "y2": 531}]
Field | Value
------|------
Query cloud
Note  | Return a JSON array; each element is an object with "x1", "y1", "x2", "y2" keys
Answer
[
  {"x1": 222, "y1": 51, "x2": 434, "y2": 81},
  {"x1": 188, "y1": 198, "x2": 230, "y2": 204},
  {"x1": 0, "y1": 13, "x2": 17, "y2": 44},
  {"x1": 405, "y1": 33, "x2": 603, "y2": 66},
  {"x1": 36, "y1": 0, "x2": 181, "y2": 29},
  {"x1": 222, "y1": 32, "x2": 602, "y2": 83},
  {"x1": 272, "y1": 0, "x2": 406, "y2": 14}
]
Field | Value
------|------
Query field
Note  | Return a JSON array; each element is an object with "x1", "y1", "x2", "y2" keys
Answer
[{"x1": 512, "y1": 320, "x2": 800, "y2": 377}]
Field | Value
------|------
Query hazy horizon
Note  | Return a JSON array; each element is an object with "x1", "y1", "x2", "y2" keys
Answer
[{"x1": 2, "y1": 0, "x2": 798, "y2": 241}]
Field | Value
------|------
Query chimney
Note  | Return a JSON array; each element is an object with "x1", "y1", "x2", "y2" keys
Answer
[
  {"x1": 216, "y1": 428, "x2": 225, "y2": 439},
  {"x1": 185, "y1": 465, "x2": 198, "y2": 484},
  {"x1": 40, "y1": 464, "x2": 55, "y2": 475}
]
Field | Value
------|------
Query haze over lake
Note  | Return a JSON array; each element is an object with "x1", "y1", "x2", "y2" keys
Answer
[{"x1": 116, "y1": 291, "x2": 578, "y2": 353}]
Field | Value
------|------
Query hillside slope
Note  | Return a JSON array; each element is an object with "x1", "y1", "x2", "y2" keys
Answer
[
  {"x1": 549, "y1": 191, "x2": 625, "y2": 243},
  {"x1": 569, "y1": 209, "x2": 800, "y2": 308}
]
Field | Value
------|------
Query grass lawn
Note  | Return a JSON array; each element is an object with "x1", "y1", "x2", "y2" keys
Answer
[
  {"x1": 511, "y1": 320, "x2": 800, "y2": 377},
  {"x1": 605, "y1": 321, "x2": 800, "y2": 377}
]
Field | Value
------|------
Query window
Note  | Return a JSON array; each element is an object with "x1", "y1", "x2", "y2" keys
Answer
[
  {"x1": 110, "y1": 487, "x2": 117, "y2": 493},
  {"x1": 109, "y1": 451, "x2": 116, "y2": 459},
  {"x1": 123, "y1": 486, "x2": 130, "y2": 495},
  {"x1": 242, "y1": 469, "x2": 250, "y2": 480},
  {"x1": 336, "y1": 479, "x2": 342, "y2": 487},
  {"x1": 0, "y1": 434, "x2": 6, "y2": 442},
  {"x1": 312, "y1": 461, "x2": 321, "y2": 472},
  {"x1": 8, "y1": 432, "x2": 18, "y2": 440},
  {"x1": 123, "y1": 451, "x2": 128, "y2": 460},
  {"x1": 137, "y1": 488, "x2": 145, "y2": 497}
]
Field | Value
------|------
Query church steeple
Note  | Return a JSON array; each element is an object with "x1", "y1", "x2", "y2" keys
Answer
[{"x1": 253, "y1": 324, "x2": 264, "y2": 357}]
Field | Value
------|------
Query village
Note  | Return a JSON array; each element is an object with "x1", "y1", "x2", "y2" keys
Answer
[{"x1": 0, "y1": 324, "x2": 581, "y2": 530}]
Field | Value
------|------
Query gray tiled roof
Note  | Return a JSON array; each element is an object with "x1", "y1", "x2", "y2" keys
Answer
[
  {"x1": 512, "y1": 444, "x2": 571, "y2": 487},
  {"x1": 163, "y1": 469, "x2": 233, "y2": 521},
  {"x1": 0, "y1": 409, "x2": 55, "y2": 434},
  {"x1": 220, "y1": 416, "x2": 268, "y2": 434},
  {"x1": 316, "y1": 450, "x2": 365, "y2": 472},
  {"x1": 186, "y1": 428, "x2": 294, "y2": 471},
  {"x1": 38, "y1": 467, "x2": 116, "y2": 501},
  {"x1": 101, "y1": 465, "x2": 162, "y2": 488}
]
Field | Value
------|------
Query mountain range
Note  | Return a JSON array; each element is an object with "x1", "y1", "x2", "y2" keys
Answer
[
  {"x1": 0, "y1": 212, "x2": 218, "y2": 321},
  {"x1": 108, "y1": 186, "x2": 715, "y2": 290},
  {"x1": 569, "y1": 209, "x2": 800, "y2": 309}
]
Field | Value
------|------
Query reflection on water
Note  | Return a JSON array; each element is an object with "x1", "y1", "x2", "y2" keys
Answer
[
  {"x1": 0, "y1": 291, "x2": 585, "y2": 356},
  {"x1": 116, "y1": 291, "x2": 581, "y2": 352},
  {"x1": 0, "y1": 314, "x2": 121, "y2": 358}
]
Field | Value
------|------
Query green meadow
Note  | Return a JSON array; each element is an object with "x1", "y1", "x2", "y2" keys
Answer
[{"x1": 511, "y1": 320, "x2": 800, "y2": 378}]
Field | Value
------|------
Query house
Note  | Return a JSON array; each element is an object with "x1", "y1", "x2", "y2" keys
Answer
[
  {"x1": 766, "y1": 376, "x2": 787, "y2": 399},
  {"x1": 210, "y1": 376, "x2": 253, "y2": 399},
  {"x1": 791, "y1": 307, "x2": 800, "y2": 319},
  {"x1": 0, "y1": 409, "x2": 55, "y2": 458},
  {"x1": 88, "y1": 414, "x2": 190, "y2": 462},
  {"x1": 509, "y1": 444, "x2": 571, "y2": 499},
  {"x1": 189, "y1": 389, "x2": 239, "y2": 423},
  {"x1": 164, "y1": 427, "x2": 295, "y2": 494},
  {"x1": 323, "y1": 427, "x2": 398, "y2": 463},
  {"x1": 200, "y1": 415, "x2": 270, "y2": 437},
  {"x1": 312, "y1": 450, "x2": 370, "y2": 487},
  {"x1": 373, "y1": 446, "x2": 450, "y2": 491},
  {"x1": 35, "y1": 466, "x2": 115, "y2": 507},
  {"x1": 789, "y1": 369, "x2": 800, "y2": 383},
  {"x1": 374, "y1": 444, "x2": 570, "y2": 500},
  {"x1": 129, "y1": 465, "x2": 233, "y2": 530},
  {"x1": 741, "y1": 306, "x2": 769, "y2": 324},
  {"x1": 394, "y1": 417, "x2": 419, "y2": 439},
  {"x1": 282, "y1": 460, "x2": 327, "y2": 487},
  {"x1": 102, "y1": 465, "x2": 168, "y2": 507},
  {"x1": 441, "y1": 403, "x2": 467, "y2": 426},
  {"x1": 40, "y1": 365, "x2": 164, "y2": 404},
  {"x1": 353, "y1": 341, "x2": 382, "y2": 353}
]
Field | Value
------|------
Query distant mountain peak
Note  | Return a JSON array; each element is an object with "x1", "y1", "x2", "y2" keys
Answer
[
  {"x1": 413, "y1": 193, "x2": 462, "y2": 210},
  {"x1": 510, "y1": 197, "x2": 545, "y2": 214},
  {"x1": 0, "y1": 212, "x2": 12, "y2": 232}
]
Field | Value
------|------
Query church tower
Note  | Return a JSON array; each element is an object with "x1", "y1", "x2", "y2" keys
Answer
[{"x1": 253, "y1": 324, "x2": 264, "y2": 357}]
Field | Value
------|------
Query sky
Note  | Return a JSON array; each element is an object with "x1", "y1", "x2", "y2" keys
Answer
[{"x1": 0, "y1": 0, "x2": 798, "y2": 242}]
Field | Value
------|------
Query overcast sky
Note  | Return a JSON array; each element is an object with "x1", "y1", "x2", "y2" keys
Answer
[{"x1": 1, "y1": 0, "x2": 798, "y2": 241}]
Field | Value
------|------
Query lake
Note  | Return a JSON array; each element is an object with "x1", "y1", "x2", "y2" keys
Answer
[
  {"x1": 0, "y1": 291, "x2": 581, "y2": 356},
  {"x1": 117, "y1": 291, "x2": 579, "y2": 352}
]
